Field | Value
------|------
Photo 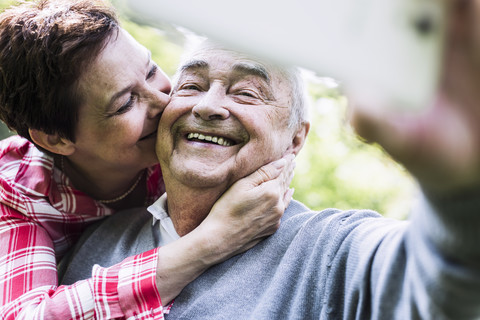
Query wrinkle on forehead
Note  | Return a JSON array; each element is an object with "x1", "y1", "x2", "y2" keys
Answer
[
  {"x1": 179, "y1": 60, "x2": 209, "y2": 73},
  {"x1": 179, "y1": 58, "x2": 269, "y2": 82},
  {"x1": 179, "y1": 43, "x2": 273, "y2": 74}
]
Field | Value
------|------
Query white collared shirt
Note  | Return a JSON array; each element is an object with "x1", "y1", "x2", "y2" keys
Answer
[{"x1": 147, "y1": 193, "x2": 180, "y2": 246}]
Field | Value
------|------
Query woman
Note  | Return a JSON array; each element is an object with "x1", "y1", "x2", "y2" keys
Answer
[{"x1": 0, "y1": 0, "x2": 293, "y2": 318}]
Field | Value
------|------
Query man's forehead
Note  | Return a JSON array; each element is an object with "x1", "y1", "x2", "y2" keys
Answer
[{"x1": 179, "y1": 50, "x2": 273, "y2": 82}]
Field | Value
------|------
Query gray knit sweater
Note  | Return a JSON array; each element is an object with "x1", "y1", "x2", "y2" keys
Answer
[{"x1": 60, "y1": 197, "x2": 480, "y2": 319}]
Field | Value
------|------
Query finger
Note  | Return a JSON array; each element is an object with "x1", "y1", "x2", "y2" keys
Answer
[
  {"x1": 244, "y1": 157, "x2": 287, "y2": 188},
  {"x1": 283, "y1": 188, "x2": 294, "y2": 209},
  {"x1": 254, "y1": 170, "x2": 291, "y2": 207},
  {"x1": 258, "y1": 219, "x2": 282, "y2": 238},
  {"x1": 278, "y1": 155, "x2": 296, "y2": 190},
  {"x1": 349, "y1": 101, "x2": 418, "y2": 158},
  {"x1": 350, "y1": 95, "x2": 477, "y2": 192}
]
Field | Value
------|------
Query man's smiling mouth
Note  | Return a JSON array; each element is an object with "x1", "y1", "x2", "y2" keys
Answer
[{"x1": 187, "y1": 132, "x2": 234, "y2": 146}]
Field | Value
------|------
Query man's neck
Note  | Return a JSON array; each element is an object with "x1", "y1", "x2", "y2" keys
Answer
[{"x1": 165, "y1": 181, "x2": 225, "y2": 237}]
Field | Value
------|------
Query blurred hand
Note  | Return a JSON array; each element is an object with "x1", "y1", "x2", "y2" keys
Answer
[{"x1": 349, "y1": 0, "x2": 480, "y2": 195}]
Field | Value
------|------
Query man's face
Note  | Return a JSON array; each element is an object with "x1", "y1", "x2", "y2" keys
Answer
[{"x1": 157, "y1": 48, "x2": 301, "y2": 190}]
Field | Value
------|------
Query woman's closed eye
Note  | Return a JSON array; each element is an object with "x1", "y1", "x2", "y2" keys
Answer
[
  {"x1": 115, "y1": 94, "x2": 137, "y2": 115},
  {"x1": 147, "y1": 64, "x2": 158, "y2": 80}
]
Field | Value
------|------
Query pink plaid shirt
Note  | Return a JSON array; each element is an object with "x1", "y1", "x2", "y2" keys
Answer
[{"x1": 0, "y1": 136, "x2": 167, "y2": 319}]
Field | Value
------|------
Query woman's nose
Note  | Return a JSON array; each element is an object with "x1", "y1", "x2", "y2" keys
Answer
[
  {"x1": 147, "y1": 89, "x2": 170, "y2": 118},
  {"x1": 147, "y1": 75, "x2": 172, "y2": 118}
]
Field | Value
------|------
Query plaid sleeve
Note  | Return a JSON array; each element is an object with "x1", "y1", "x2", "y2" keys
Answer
[
  {"x1": 91, "y1": 248, "x2": 164, "y2": 319},
  {"x1": 0, "y1": 207, "x2": 164, "y2": 319}
]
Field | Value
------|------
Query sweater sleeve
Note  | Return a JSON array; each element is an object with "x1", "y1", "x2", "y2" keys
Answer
[
  {"x1": 319, "y1": 191, "x2": 480, "y2": 319},
  {"x1": 414, "y1": 189, "x2": 480, "y2": 262},
  {"x1": 406, "y1": 191, "x2": 480, "y2": 318}
]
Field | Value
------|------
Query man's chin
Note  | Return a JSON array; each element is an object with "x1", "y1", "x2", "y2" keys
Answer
[
  {"x1": 164, "y1": 152, "x2": 257, "y2": 190},
  {"x1": 177, "y1": 171, "x2": 230, "y2": 189},
  {"x1": 165, "y1": 161, "x2": 227, "y2": 188}
]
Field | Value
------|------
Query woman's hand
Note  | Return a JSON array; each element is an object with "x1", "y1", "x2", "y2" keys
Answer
[
  {"x1": 196, "y1": 153, "x2": 295, "y2": 260},
  {"x1": 156, "y1": 154, "x2": 295, "y2": 304}
]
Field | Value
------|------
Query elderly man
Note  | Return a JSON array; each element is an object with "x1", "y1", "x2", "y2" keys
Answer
[{"x1": 61, "y1": 7, "x2": 480, "y2": 318}]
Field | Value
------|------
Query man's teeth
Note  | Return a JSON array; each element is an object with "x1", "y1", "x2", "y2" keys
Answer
[{"x1": 187, "y1": 133, "x2": 232, "y2": 146}]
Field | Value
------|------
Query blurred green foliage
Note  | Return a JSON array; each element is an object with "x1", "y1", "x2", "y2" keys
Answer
[
  {"x1": 119, "y1": 19, "x2": 183, "y2": 76},
  {"x1": 0, "y1": 0, "x2": 416, "y2": 218},
  {"x1": 0, "y1": 1, "x2": 23, "y2": 138},
  {"x1": 293, "y1": 76, "x2": 415, "y2": 219},
  {"x1": 0, "y1": 0, "x2": 14, "y2": 8}
]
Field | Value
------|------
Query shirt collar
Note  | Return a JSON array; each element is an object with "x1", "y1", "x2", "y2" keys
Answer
[
  {"x1": 147, "y1": 193, "x2": 169, "y2": 225},
  {"x1": 147, "y1": 193, "x2": 181, "y2": 245}
]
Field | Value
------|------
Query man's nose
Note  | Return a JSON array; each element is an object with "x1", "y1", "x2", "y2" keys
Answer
[{"x1": 192, "y1": 87, "x2": 230, "y2": 121}]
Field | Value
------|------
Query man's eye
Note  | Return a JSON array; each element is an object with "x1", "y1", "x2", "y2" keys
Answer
[
  {"x1": 175, "y1": 83, "x2": 203, "y2": 94},
  {"x1": 147, "y1": 64, "x2": 158, "y2": 80},
  {"x1": 181, "y1": 84, "x2": 201, "y2": 91},
  {"x1": 232, "y1": 89, "x2": 260, "y2": 100},
  {"x1": 237, "y1": 91, "x2": 256, "y2": 98}
]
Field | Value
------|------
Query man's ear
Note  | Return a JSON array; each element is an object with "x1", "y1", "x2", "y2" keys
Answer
[
  {"x1": 28, "y1": 128, "x2": 75, "y2": 155},
  {"x1": 286, "y1": 121, "x2": 310, "y2": 156}
]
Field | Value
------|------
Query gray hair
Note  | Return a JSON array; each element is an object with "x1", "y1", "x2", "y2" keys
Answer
[
  {"x1": 280, "y1": 66, "x2": 309, "y2": 129},
  {"x1": 175, "y1": 40, "x2": 309, "y2": 130}
]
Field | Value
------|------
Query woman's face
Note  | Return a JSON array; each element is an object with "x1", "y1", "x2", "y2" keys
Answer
[{"x1": 69, "y1": 28, "x2": 171, "y2": 174}]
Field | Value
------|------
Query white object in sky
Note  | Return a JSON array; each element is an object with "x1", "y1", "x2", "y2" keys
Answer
[{"x1": 125, "y1": 0, "x2": 447, "y2": 111}]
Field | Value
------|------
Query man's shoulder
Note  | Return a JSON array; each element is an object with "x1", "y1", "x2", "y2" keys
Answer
[
  {"x1": 59, "y1": 207, "x2": 154, "y2": 285},
  {"x1": 84, "y1": 207, "x2": 154, "y2": 248},
  {"x1": 279, "y1": 200, "x2": 396, "y2": 253},
  {"x1": 284, "y1": 199, "x2": 384, "y2": 225}
]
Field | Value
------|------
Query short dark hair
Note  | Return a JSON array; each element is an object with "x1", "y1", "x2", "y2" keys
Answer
[{"x1": 0, "y1": 0, "x2": 119, "y2": 144}]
